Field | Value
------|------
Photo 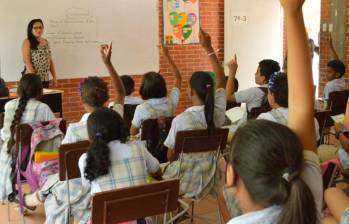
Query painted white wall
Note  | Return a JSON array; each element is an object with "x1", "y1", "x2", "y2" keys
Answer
[
  {"x1": 224, "y1": 0, "x2": 283, "y2": 90},
  {"x1": 0, "y1": 0, "x2": 159, "y2": 81}
]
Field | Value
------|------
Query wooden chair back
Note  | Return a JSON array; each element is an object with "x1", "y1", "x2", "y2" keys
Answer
[
  {"x1": 58, "y1": 141, "x2": 90, "y2": 181},
  {"x1": 91, "y1": 179, "x2": 180, "y2": 224}
]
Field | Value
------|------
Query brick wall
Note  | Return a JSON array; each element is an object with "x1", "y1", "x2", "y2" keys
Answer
[
  {"x1": 319, "y1": 0, "x2": 349, "y2": 96},
  {"x1": 49, "y1": 0, "x2": 224, "y2": 123}
]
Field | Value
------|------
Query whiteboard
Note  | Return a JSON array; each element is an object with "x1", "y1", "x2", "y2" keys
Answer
[
  {"x1": 224, "y1": 0, "x2": 283, "y2": 90},
  {"x1": 0, "y1": 0, "x2": 159, "y2": 81}
]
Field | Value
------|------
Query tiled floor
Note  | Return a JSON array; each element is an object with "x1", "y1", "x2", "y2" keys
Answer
[{"x1": 0, "y1": 195, "x2": 221, "y2": 224}]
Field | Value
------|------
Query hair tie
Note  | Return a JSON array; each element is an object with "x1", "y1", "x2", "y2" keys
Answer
[
  {"x1": 282, "y1": 169, "x2": 300, "y2": 183},
  {"x1": 206, "y1": 84, "x2": 212, "y2": 89},
  {"x1": 95, "y1": 132, "x2": 103, "y2": 138}
]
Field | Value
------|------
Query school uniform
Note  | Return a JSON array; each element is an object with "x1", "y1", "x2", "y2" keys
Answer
[
  {"x1": 108, "y1": 96, "x2": 143, "y2": 108},
  {"x1": 162, "y1": 88, "x2": 227, "y2": 199},
  {"x1": 62, "y1": 104, "x2": 124, "y2": 144},
  {"x1": 226, "y1": 150, "x2": 323, "y2": 223},
  {"x1": 0, "y1": 98, "x2": 54, "y2": 201},
  {"x1": 341, "y1": 208, "x2": 349, "y2": 224},
  {"x1": 257, "y1": 107, "x2": 321, "y2": 141},
  {"x1": 79, "y1": 140, "x2": 159, "y2": 195},
  {"x1": 323, "y1": 78, "x2": 346, "y2": 100},
  {"x1": 235, "y1": 84, "x2": 268, "y2": 112},
  {"x1": 131, "y1": 88, "x2": 180, "y2": 129}
]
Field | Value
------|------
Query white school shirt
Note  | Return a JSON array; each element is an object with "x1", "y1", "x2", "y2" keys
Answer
[
  {"x1": 78, "y1": 140, "x2": 160, "y2": 194},
  {"x1": 235, "y1": 84, "x2": 268, "y2": 112},
  {"x1": 323, "y1": 78, "x2": 346, "y2": 100},
  {"x1": 164, "y1": 88, "x2": 227, "y2": 149},
  {"x1": 227, "y1": 150, "x2": 323, "y2": 224},
  {"x1": 108, "y1": 96, "x2": 143, "y2": 108},
  {"x1": 61, "y1": 104, "x2": 124, "y2": 145},
  {"x1": 0, "y1": 99, "x2": 55, "y2": 142},
  {"x1": 131, "y1": 88, "x2": 180, "y2": 129},
  {"x1": 257, "y1": 107, "x2": 321, "y2": 142},
  {"x1": 338, "y1": 147, "x2": 349, "y2": 170}
]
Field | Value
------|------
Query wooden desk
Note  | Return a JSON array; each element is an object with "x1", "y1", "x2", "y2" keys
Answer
[{"x1": 0, "y1": 89, "x2": 64, "y2": 117}]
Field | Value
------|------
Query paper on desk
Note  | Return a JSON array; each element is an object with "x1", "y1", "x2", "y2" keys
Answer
[
  {"x1": 43, "y1": 88, "x2": 56, "y2": 94},
  {"x1": 331, "y1": 114, "x2": 345, "y2": 124},
  {"x1": 226, "y1": 104, "x2": 246, "y2": 123}
]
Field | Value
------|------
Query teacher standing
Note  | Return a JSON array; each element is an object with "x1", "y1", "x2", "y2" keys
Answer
[{"x1": 22, "y1": 19, "x2": 57, "y2": 88}]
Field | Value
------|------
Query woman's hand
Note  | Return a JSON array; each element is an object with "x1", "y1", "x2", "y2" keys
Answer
[
  {"x1": 228, "y1": 54, "x2": 238, "y2": 75},
  {"x1": 280, "y1": 0, "x2": 305, "y2": 15},
  {"x1": 100, "y1": 42, "x2": 112, "y2": 65},
  {"x1": 199, "y1": 28, "x2": 213, "y2": 52}
]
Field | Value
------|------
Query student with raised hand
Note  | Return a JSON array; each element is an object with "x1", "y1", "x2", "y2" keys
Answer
[
  {"x1": 222, "y1": 0, "x2": 322, "y2": 223},
  {"x1": 161, "y1": 28, "x2": 227, "y2": 199},
  {"x1": 0, "y1": 75, "x2": 54, "y2": 203},
  {"x1": 23, "y1": 43, "x2": 126, "y2": 223},
  {"x1": 130, "y1": 44, "x2": 182, "y2": 136},
  {"x1": 323, "y1": 34, "x2": 346, "y2": 102},
  {"x1": 226, "y1": 53, "x2": 280, "y2": 113}
]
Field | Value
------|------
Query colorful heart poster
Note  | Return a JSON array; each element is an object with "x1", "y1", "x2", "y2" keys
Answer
[{"x1": 163, "y1": 0, "x2": 200, "y2": 45}]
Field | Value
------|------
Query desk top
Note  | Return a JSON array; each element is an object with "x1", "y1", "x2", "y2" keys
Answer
[{"x1": 0, "y1": 89, "x2": 63, "y2": 100}]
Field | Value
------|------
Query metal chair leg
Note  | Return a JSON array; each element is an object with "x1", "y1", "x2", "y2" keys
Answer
[{"x1": 190, "y1": 201, "x2": 194, "y2": 223}]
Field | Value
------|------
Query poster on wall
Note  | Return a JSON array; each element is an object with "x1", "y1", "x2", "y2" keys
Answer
[{"x1": 163, "y1": 0, "x2": 200, "y2": 45}]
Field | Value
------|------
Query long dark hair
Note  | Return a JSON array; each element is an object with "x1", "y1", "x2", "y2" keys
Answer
[
  {"x1": 190, "y1": 71, "x2": 215, "y2": 134},
  {"x1": 80, "y1": 76, "x2": 109, "y2": 109},
  {"x1": 229, "y1": 120, "x2": 317, "y2": 224},
  {"x1": 7, "y1": 74, "x2": 43, "y2": 154},
  {"x1": 27, "y1": 19, "x2": 44, "y2": 50},
  {"x1": 84, "y1": 108, "x2": 127, "y2": 182}
]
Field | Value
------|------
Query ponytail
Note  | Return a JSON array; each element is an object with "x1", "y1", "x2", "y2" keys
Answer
[
  {"x1": 7, "y1": 96, "x2": 29, "y2": 154},
  {"x1": 204, "y1": 84, "x2": 215, "y2": 134},
  {"x1": 84, "y1": 135, "x2": 111, "y2": 182},
  {"x1": 190, "y1": 71, "x2": 216, "y2": 134},
  {"x1": 278, "y1": 177, "x2": 317, "y2": 224}
]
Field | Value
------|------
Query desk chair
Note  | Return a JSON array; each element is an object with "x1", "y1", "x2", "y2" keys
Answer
[
  {"x1": 328, "y1": 90, "x2": 349, "y2": 116},
  {"x1": 90, "y1": 179, "x2": 183, "y2": 224},
  {"x1": 248, "y1": 106, "x2": 271, "y2": 119},
  {"x1": 173, "y1": 128, "x2": 229, "y2": 223},
  {"x1": 123, "y1": 104, "x2": 138, "y2": 131}
]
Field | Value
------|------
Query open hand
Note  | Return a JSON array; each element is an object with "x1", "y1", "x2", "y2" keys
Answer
[
  {"x1": 100, "y1": 42, "x2": 112, "y2": 65},
  {"x1": 160, "y1": 43, "x2": 170, "y2": 57},
  {"x1": 279, "y1": 0, "x2": 305, "y2": 14}
]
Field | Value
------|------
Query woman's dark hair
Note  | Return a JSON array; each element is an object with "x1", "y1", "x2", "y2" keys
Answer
[
  {"x1": 80, "y1": 77, "x2": 109, "y2": 109},
  {"x1": 27, "y1": 19, "x2": 44, "y2": 50},
  {"x1": 84, "y1": 108, "x2": 127, "y2": 181},
  {"x1": 229, "y1": 120, "x2": 317, "y2": 224},
  {"x1": 259, "y1": 60, "x2": 281, "y2": 82},
  {"x1": 139, "y1": 72, "x2": 167, "y2": 100},
  {"x1": 190, "y1": 71, "x2": 215, "y2": 134},
  {"x1": 121, "y1": 75, "x2": 135, "y2": 96},
  {"x1": 7, "y1": 74, "x2": 43, "y2": 153},
  {"x1": 327, "y1": 60, "x2": 346, "y2": 78},
  {"x1": 268, "y1": 73, "x2": 288, "y2": 108}
]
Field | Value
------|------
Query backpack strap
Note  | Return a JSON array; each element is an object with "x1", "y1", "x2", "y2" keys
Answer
[{"x1": 269, "y1": 109, "x2": 288, "y2": 126}]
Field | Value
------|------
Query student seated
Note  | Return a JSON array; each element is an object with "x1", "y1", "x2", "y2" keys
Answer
[
  {"x1": 161, "y1": 29, "x2": 226, "y2": 199},
  {"x1": 226, "y1": 54, "x2": 280, "y2": 112},
  {"x1": 323, "y1": 187, "x2": 349, "y2": 224},
  {"x1": 24, "y1": 43, "x2": 126, "y2": 223},
  {"x1": 109, "y1": 75, "x2": 142, "y2": 107},
  {"x1": 222, "y1": 0, "x2": 322, "y2": 223},
  {"x1": 323, "y1": 35, "x2": 346, "y2": 101},
  {"x1": 256, "y1": 72, "x2": 320, "y2": 142},
  {"x1": 79, "y1": 108, "x2": 161, "y2": 221},
  {"x1": 0, "y1": 74, "x2": 55, "y2": 203},
  {"x1": 130, "y1": 45, "x2": 182, "y2": 136}
]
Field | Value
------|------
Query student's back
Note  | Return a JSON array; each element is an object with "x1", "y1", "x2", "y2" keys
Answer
[{"x1": 0, "y1": 74, "x2": 54, "y2": 201}]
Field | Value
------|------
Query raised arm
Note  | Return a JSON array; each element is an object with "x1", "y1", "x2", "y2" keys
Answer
[
  {"x1": 226, "y1": 54, "x2": 238, "y2": 102},
  {"x1": 100, "y1": 43, "x2": 125, "y2": 105},
  {"x1": 282, "y1": 0, "x2": 317, "y2": 151},
  {"x1": 329, "y1": 34, "x2": 340, "y2": 60},
  {"x1": 199, "y1": 28, "x2": 225, "y2": 89},
  {"x1": 161, "y1": 44, "x2": 182, "y2": 90},
  {"x1": 22, "y1": 39, "x2": 35, "y2": 73},
  {"x1": 334, "y1": 100, "x2": 349, "y2": 153}
]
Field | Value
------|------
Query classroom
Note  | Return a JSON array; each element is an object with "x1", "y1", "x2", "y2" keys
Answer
[{"x1": 0, "y1": 0, "x2": 348, "y2": 223}]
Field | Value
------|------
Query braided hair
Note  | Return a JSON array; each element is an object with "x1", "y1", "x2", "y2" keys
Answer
[{"x1": 7, "y1": 74, "x2": 43, "y2": 154}]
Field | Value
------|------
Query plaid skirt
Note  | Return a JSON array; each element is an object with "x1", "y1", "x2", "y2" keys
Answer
[
  {"x1": 42, "y1": 174, "x2": 91, "y2": 224},
  {"x1": 161, "y1": 151, "x2": 219, "y2": 200},
  {"x1": 0, "y1": 148, "x2": 13, "y2": 201},
  {"x1": 222, "y1": 186, "x2": 243, "y2": 218},
  {"x1": 342, "y1": 207, "x2": 349, "y2": 224}
]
